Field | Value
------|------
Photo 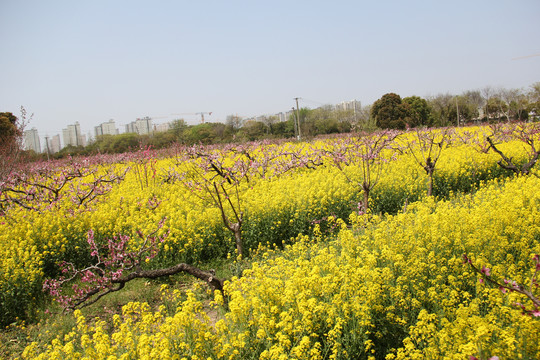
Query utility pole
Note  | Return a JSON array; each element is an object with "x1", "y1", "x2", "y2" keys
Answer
[
  {"x1": 294, "y1": 97, "x2": 301, "y2": 140},
  {"x1": 353, "y1": 99, "x2": 358, "y2": 124},
  {"x1": 455, "y1": 97, "x2": 460, "y2": 126},
  {"x1": 292, "y1": 107, "x2": 298, "y2": 139}
]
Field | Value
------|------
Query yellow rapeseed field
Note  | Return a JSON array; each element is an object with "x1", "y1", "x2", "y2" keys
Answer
[
  {"x1": 0, "y1": 124, "x2": 538, "y2": 358},
  {"x1": 20, "y1": 174, "x2": 540, "y2": 359}
]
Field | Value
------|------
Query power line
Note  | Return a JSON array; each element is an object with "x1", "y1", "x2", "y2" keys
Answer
[
  {"x1": 300, "y1": 98, "x2": 326, "y2": 106},
  {"x1": 511, "y1": 53, "x2": 540, "y2": 60}
]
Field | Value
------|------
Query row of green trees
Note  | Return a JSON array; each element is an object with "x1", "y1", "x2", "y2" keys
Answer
[
  {"x1": 372, "y1": 83, "x2": 540, "y2": 129},
  {"x1": 216, "y1": 82, "x2": 540, "y2": 137},
  {"x1": 39, "y1": 120, "x2": 295, "y2": 158},
  {"x1": 3, "y1": 83, "x2": 539, "y2": 159}
]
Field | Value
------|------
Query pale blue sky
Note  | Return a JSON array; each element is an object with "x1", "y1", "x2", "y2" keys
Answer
[{"x1": 1, "y1": 0, "x2": 539, "y2": 143}]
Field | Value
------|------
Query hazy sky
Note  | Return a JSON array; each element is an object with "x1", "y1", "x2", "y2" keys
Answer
[{"x1": 1, "y1": 0, "x2": 539, "y2": 143}]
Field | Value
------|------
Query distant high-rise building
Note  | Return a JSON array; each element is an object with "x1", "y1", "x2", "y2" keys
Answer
[
  {"x1": 102, "y1": 119, "x2": 118, "y2": 135},
  {"x1": 285, "y1": 110, "x2": 295, "y2": 121},
  {"x1": 336, "y1": 100, "x2": 361, "y2": 112},
  {"x1": 95, "y1": 119, "x2": 119, "y2": 137},
  {"x1": 23, "y1": 127, "x2": 41, "y2": 153},
  {"x1": 94, "y1": 125, "x2": 103, "y2": 137},
  {"x1": 126, "y1": 117, "x2": 153, "y2": 135},
  {"x1": 47, "y1": 134, "x2": 61, "y2": 153},
  {"x1": 154, "y1": 122, "x2": 170, "y2": 132},
  {"x1": 79, "y1": 134, "x2": 87, "y2": 147},
  {"x1": 137, "y1": 117, "x2": 152, "y2": 135},
  {"x1": 125, "y1": 122, "x2": 135, "y2": 134},
  {"x1": 63, "y1": 122, "x2": 84, "y2": 147}
]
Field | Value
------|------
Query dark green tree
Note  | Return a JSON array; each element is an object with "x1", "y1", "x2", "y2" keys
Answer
[
  {"x1": 0, "y1": 112, "x2": 20, "y2": 145},
  {"x1": 271, "y1": 120, "x2": 295, "y2": 138},
  {"x1": 371, "y1": 93, "x2": 411, "y2": 129},
  {"x1": 403, "y1": 96, "x2": 433, "y2": 127},
  {"x1": 0, "y1": 110, "x2": 25, "y2": 182}
]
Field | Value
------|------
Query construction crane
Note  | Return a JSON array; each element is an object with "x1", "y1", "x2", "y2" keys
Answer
[
  {"x1": 171, "y1": 112, "x2": 213, "y2": 124},
  {"x1": 196, "y1": 112, "x2": 212, "y2": 123}
]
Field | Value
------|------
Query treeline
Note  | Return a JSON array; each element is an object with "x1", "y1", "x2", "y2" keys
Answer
[
  {"x1": 13, "y1": 82, "x2": 540, "y2": 159},
  {"x1": 47, "y1": 120, "x2": 294, "y2": 158},
  {"x1": 47, "y1": 114, "x2": 346, "y2": 158},
  {"x1": 41, "y1": 118, "x2": 296, "y2": 158},
  {"x1": 372, "y1": 84, "x2": 540, "y2": 129}
]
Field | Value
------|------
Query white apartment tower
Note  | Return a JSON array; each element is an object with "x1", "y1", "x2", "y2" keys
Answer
[
  {"x1": 62, "y1": 122, "x2": 85, "y2": 147},
  {"x1": 126, "y1": 117, "x2": 153, "y2": 135},
  {"x1": 95, "y1": 119, "x2": 119, "y2": 137},
  {"x1": 154, "y1": 122, "x2": 170, "y2": 132},
  {"x1": 23, "y1": 127, "x2": 41, "y2": 153},
  {"x1": 277, "y1": 112, "x2": 288, "y2": 122},
  {"x1": 336, "y1": 100, "x2": 361, "y2": 113},
  {"x1": 48, "y1": 134, "x2": 61, "y2": 153}
]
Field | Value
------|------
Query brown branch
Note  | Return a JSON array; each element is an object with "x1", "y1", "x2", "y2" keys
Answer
[
  {"x1": 68, "y1": 264, "x2": 224, "y2": 311},
  {"x1": 221, "y1": 183, "x2": 242, "y2": 224},
  {"x1": 213, "y1": 182, "x2": 233, "y2": 231},
  {"x1": 486, "y1": 134, "x2": 539, "y2": 175},
  {"x1": 117, "y1": 264, "x2": 224, "y2": 291},
  {"x1": 521, "y1": 149, "x2": 539, "y2": 175},
  {"x1": 464, "y1": 254, "x2": 540, "y2": 309},
  {"x1": 486, "y1": 136, "x2": 520, "y2": 173}
]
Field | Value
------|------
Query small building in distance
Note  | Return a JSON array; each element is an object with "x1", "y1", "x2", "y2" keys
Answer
[
  {"x1": 23, "y1": 127, "x2": 41, "y2": 153},
  {"x1": 95, "y1": 119, "x2": 119, "y2": 138},
  {"x1": 154, "y1": 122, "x2": 170, "y2": 132},
  {"x1": 335, "y1": 99, "x2": 361, "y2": 112},
  {"x1": 63, "y1": 122, "x2": 86, "y2": 147},
  {"x1": 125, "y1": 117, "x2": 153, "y2": 135},
  {"x1": 47, "y1": 134, "x2": 61, "y2": 153}
]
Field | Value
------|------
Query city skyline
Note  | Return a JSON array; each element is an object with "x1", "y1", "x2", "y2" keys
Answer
[{"x1": 23, "y1": 98, "x2": 361, "y2": 152}]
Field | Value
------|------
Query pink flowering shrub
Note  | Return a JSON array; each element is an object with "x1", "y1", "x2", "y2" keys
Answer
[{"x1": 43, "y1": 218, "x2": 168, "y2": 311}]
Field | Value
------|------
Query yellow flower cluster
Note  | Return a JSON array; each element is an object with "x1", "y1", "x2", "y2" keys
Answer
[
  {"x1": 22, "y1": 290, "x2": 217, "y2": 360},
  {"x1": 20, "y1": 174, "x2": 540, "y2": 359},
  {"x1": 0, "y1": 125, "x2": 534, "y2": 328}
]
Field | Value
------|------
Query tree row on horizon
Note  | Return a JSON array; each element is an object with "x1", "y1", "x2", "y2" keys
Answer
[{"x1": 2, "y1": 82, "x2": 539, "y2": 160}]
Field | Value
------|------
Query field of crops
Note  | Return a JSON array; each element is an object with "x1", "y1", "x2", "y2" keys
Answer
[{"x1": 1, "y1": 124, "x2": 539, "y2": 359}]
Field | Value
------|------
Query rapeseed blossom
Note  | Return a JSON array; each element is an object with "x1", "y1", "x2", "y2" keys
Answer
[
  {"x1": 1, "y1": 125, "x2": 538, "y2": 358},
  {"x1": 20, "y1": 174, "x2": 540, "y2": 359}
]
